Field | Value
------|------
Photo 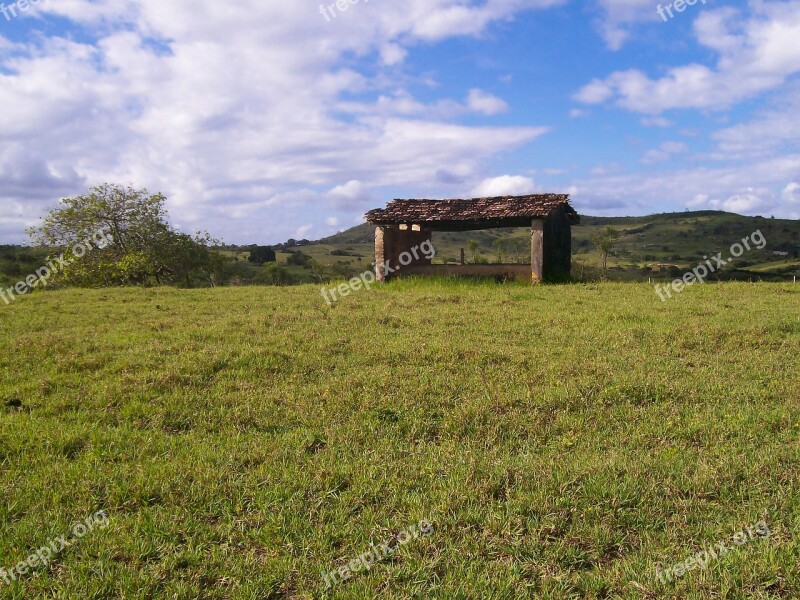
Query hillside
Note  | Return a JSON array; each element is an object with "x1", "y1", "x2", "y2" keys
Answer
[
  {"x1": 3, "y1": 212, "x2": 798, "y2": 289},
  {"x1": 302, "y1": 211, "x2": 800, "y2": 281}
]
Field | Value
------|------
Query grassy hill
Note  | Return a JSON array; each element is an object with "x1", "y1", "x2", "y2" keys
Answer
[
  {"x1": 2, "y1": 211, "x2": 798, "y2": 289},
  {"x1": 0, "y1": 281, "x2": 797, "y2": 597},
  {"x1": 304, "y1": 211, "x2": 800, "y2": 282}
]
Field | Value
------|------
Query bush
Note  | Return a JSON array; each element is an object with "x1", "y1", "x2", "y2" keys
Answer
[
  {"x1": 254, "y1": 264, "x2": 294, "y2": 285},
  {"x1": 286, "y1": 252, "x2": 313, "y2": 267},
  {"x1": 248, "y1": 246, "x2": 276, "y2": 265}
]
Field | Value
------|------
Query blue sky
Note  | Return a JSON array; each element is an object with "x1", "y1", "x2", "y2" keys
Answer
[{"x1": 0, "y1": 0, "x2": 798, "y2": 244}]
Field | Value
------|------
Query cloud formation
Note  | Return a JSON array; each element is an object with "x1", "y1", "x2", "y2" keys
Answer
[
  {"x1": 472, "y1": 175, "x2": 537, "y2": 197},
  {"x1": 0, "y1": 0, "x2": 557, "y2": 243},
  {"x1": 576, "y1": 2, "x2": 800, "y2": 114}
]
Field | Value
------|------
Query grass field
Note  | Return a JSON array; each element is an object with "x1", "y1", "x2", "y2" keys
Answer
[{"x1": 1, "y1": 280, "x2": 799, "y2": 598}]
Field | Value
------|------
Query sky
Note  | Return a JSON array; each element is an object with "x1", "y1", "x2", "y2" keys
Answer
[{"x1": 1, "y1": 0, "x2": 799, "y2": 245}]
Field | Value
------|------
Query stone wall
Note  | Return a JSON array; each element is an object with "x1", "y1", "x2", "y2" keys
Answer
[{"x1": 396, "y1": 264, "x2": 531, "y2": 282}]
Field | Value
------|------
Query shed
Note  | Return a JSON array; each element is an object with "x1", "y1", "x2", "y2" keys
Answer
[{"x1": 365, "y1": 194, "x2": 579, "y2": 283}]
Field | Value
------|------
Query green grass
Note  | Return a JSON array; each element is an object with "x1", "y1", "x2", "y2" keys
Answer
[
  {"x1": 1, "y1": 280, "x2": 799, "y2": 598},
  {"x1": 746, "y1": 259, "x2": 800, "y2": 273}
]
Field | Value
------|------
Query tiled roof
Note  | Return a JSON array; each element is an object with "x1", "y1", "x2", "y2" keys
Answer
[{"x1": 365, "y1": 194, "x2": 576, "y2": 224}]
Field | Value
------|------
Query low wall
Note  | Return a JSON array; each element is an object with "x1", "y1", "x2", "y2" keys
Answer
[{"x1": 396, "y1": 264, "x2": 532, "y2": 282}]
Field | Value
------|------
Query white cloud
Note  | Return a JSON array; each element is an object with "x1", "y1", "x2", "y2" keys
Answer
[
  {"x1": 567, "y1": 71, "x2": 800, "y2": 219},
  {"x1": 681, "y1": 189, "x2": 789, "y2": 216},
  {"x1": 640, "y1": 141, "x2": 689, "y2": 164},
  {"x1": 713, "y1": 190, "x2": 773, "y2": 214},
  {"x1": 783, "y1": 182, "x2": 800, "y2": 203},
  {"x1": 338, "y1": 88, "x2": 514, "y2": 119},
  {"x1": 472, "y1": 175, "x2": 537, "y2": 197},
  {"x1": 294, "y1": 224, "x2": 313, "y2": 239},
  {"x1": 541, "y1": 167, "x2": 569, "y2": 176},
  {"x1": 641, "y1": 116, "x2": 672, "y2": 128},
  {"x1": 466, "y1": 89, "x2": 508, "y2": 115},
  {"x1": 570, "y1": 76, "x2": 800, "y2": 217},
  {"x1": 687, "y1": 193, "x2": 710, "y2": 208},
  {"x1": 590, "y1": 165, "x2": 618, "y2": 176},
  {"x1": 710, "y1": 82, "x2": 800, "y2": 160},
  {"x1": 576, "y1": 2, "x2": 800, "y2": 114},
  {"x1": 595, "y1": 0, "x2": 658, "y2": 50},
  {"x1": 0, "y1": 0, "x2": 558, "y2": 243},
  {"x1": 407, "y1": 0, "x2": 567, "y2": 41},
  {"x1": 0, "y1": 143, "x2": 86, "y2": 240},
  {"x1": 569, "y1": 155, "x2": 800, "y2": 218},
  {"x1": 380, "y1": 43, "x2": 408, "y2": 66},
  {"x1": 574, "y1": 78, "x2": 616, "y2": 104},
  {"x1": 327, "y1": 180, "x2": 373, "y2": 211}
]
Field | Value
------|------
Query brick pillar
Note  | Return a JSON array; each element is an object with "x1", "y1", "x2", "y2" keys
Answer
[
  {"x1": 375, "y1": 226, "x2": 432, "y2": 282},
  {"x1": 375, "y1": 226, "x2": 390, "y2": 282},
  {"x1": 531, "y1": 219, "x2": 544, "y2": 284}
]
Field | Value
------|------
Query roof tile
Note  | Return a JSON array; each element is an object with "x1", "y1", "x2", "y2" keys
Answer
[{"x1": 365, "y1": 194, "x2": 575, "y2": 224}]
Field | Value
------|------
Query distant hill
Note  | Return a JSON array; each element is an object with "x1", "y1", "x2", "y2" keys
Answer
[
  {"x1": 3, "y1": 211, "x2": 797, "y2": 288},
  {"x1": 317, "y1": 224, "x2": 374, "y2": 245},
  {"x1": 304, "y1": 211, "x2": 800, "y2": 281}
]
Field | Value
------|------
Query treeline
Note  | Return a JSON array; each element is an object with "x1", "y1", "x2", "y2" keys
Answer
[{"x1": 9, "y1": 184, "x2": 366, "y2": 291}]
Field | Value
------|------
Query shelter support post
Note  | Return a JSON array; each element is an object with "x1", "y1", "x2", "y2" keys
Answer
[{"x1": 531, "y1": 219, "x2": 544, "y2": 284}]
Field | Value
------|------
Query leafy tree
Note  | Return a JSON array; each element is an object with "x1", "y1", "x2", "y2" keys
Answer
[
  {"x1": 492, "y1": 238, "x2": 506, "y2": 263},
  {"x1": 258, "y1": 263, "x2": 293, "y2": 285},
  {"x1": 286, "y1": 251, "x2": 313, "y2": 267},
  {"x1": 591, "y1": 226, "x2": 621, "y2": 273},
  {"x1": 467, "y1": 240, "x2": 480, "y2": 263},
  {"x1": 308, "y1": 258, "x2": 326, "y2": 283},
  {"x1": 509, "y1": 238, "x2": 526, "y2": 264},
  {"x1": 162, "y1": 230, "x2": 228, "y2": 287},
  {"x1": 28, "y1": 183, "x2": 227, "y2": 287},
  {"x1": 248, "y1": 246, "x2": 276, "y2": 265}
]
